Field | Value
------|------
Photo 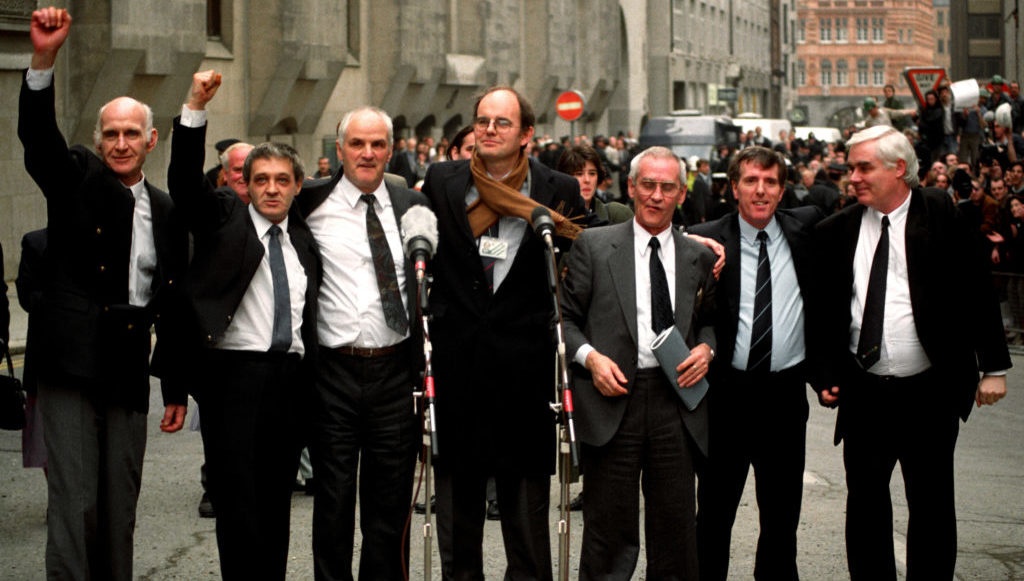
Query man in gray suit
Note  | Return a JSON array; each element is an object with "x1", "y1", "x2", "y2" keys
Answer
[{"x1": 561, "y1": 146, "x2": 718, "y2": 579}]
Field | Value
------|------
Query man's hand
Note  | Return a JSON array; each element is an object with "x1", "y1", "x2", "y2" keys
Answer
[
  {"x1": 585, "y1": 351, "x2": 628, "y2": 397},
  {"x1": 819, "y1": 386, "x2": 840, "y2": 407},
  {"x1": 187, "y1": 70, "x2": 222, "y2": 111},
  {"x1": 160, "y1": 404, "x2": 187, "y2": 433},
  {"x1": 991, "y1": 246, "x2": 1001, "y2": 264},
  {"x1": 976, "y1": 375, "x2": 1007, "y2": 407},
  {"x1": 687, "y1": 234, "x2": 726, "y2": 279},
  {"x1": 30, "y1": 7, "x2": 71, "y2": 70},
  {"x1": 675, "y1": 343, "x2": 712, "y2": 388}
]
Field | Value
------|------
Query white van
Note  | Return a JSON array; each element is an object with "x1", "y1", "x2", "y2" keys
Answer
[{"x1": 733, "y1": 114, "x2": 793, "y2": 143}]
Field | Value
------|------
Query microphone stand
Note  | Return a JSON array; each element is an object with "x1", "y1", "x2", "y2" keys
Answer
[
  {"x1": 540, "y1": 237, "x2": 580, "y2": 581},
  {"x1": 413, "y1": 267, "x2": 439, "y2": 580}
]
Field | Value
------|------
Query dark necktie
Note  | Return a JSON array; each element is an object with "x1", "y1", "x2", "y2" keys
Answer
[
  {"x1": 481, "y1": 221, "x2": 499, "y2": 292},
  {"x1": 747, "y1": 230, "x2": 772, "y2": 373},
  {"x1": 361, "y1": 194, "x2": 408, "y2": 335},
  {"x1": 267, "y1": 225, "x2": 291, "y2": 352},
  {"x1": 857, "y1": 215, "x2": 890, "y2": 370},
  {"x1": 649, "y1": 237, "x2": 674, "y2": 334}
]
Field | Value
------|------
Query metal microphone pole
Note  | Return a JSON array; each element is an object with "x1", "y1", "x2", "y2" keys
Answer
[
  {"x1": 413, "y1": 267, "x2": 438, "y2": 580},
  {"x1": 540, "y1": 237, "x2": 579, "y2": 581}
]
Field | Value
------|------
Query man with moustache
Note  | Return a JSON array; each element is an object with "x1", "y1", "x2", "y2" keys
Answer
[{"x1": 420, "y1": 86, "x2": 588, "y2": 580}]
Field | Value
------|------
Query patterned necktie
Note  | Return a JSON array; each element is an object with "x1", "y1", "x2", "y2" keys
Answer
[
  {"x1": 649, "y1": 237, "x2": 674, "y2": 334},
  {"x1": 857, "y1": 215, "x2": 890, "y2": 370},
  {"x1": 747, "y1": 230, "x2": 772, "y2": 373},
  {"x1": 361, "y1": 194, "x2": 408, "y2": 335},
  {"x1": 481, "y1": 221, "x2": 499, "y2": 292},
  {"x1": 267, "y1": 225, "x2": 292, "y2": 352}
]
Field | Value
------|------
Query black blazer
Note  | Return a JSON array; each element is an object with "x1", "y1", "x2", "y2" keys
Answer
[
  {"x1": 420, "y1": 157, "x2": 587, "y2": 475},
  {"x1": 16, "y1": 229, "x2": 48, "y2": 396},
  {"x1": 813, "y1": 188, "x2": 1011, "y2": 441},
  {"x1": 18, "y1": 76, "x2": 188, "y2": 410},
  {"x1": 166, "y1": 117, "x2": 322, "y2": 389},
  {"x1": 689, "y1": 206, "x2": 824, "y2": 387}
]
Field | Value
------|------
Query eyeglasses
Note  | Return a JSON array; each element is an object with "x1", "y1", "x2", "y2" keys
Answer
[
  {"x1": 636, "y1": 179, "x2": 680, "y2": 195},
  {"x1": 474, "y1": 116, "x2": 517, "y2": 132}
]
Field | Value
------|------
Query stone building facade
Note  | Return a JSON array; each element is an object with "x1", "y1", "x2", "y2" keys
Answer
[{"x1": 0, "y1": 0, "x2": 784, "y2": 273}]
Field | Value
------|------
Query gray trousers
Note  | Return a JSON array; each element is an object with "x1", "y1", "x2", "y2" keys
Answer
[{"x1": 38, "y1": 380, "x2": 147, "y2": 581}]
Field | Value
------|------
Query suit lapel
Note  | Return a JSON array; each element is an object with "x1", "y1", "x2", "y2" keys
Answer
[
  {"x1": 672, "y1": 229, "x2": 699, "y2": 330},
  {"x1": 722, "y1": 215, "x2": 742, "y2": 326},
  {"x1": 904, "y1": 190, "x2": 929, "y2": 319},
  {"x1": 777, "y1": 210, "x2": 813, "y2": 295},
  {"x1": 444, "y1": 163, "x2": 476, "y2": 246},
  {"x1": 608, "y1": 223, "x2": 639, "y2": 349}
]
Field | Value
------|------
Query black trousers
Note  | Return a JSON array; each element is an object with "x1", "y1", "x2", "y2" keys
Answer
[
  {"x1": 579, "y1": 369, "x2": 699, "y2": 581},
  {"x1": 841, "y1": 368, "x2": 960, "y2": 581},
  {"x1": 697, "y1": 364, "x2": 808, "y2": 581},
  {"x1": 311, "y1": 344, "x2": 419, "y2": 581},
  {"x1": 434, "y1": 465, "x2": 553, "y2": 581},
  {"x1": 196, "y1": 350, "x2": 305, "y2": 581}
]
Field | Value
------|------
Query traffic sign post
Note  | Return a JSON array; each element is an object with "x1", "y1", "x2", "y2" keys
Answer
[
  {"x1": 556, "y1": 90, "x2": 586, "y2": 139},
  {"x1": 904, "y1": 67, "x2": 947, "y2": 109}
]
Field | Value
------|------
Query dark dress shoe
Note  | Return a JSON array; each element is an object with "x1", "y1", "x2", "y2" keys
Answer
[
  {"x1": 486, "y1": 499, "x2": 501, "y2": 521},
  {"x1": 198, "y1": 492, "x2": 215, "y2": 518},
  {"x1": 414, "y1": 495, "x2": 436, "y2": 514}
]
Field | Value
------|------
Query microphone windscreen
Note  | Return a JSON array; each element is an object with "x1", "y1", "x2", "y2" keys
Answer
[
  {"x1": 400, "y1": 205, "x2": 439, "y2": 258},
  {"x1": 530, "y1": 205, "x2": 555, "y2": 234}
]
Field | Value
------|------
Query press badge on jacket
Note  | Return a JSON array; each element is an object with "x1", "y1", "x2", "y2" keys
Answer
[{"x1": 479, "y1": 236, "x2": 508, "y2": 260}]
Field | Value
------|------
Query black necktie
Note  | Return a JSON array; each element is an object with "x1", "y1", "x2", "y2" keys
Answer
[
  {"x1": 481, "y1": 221, "x2": 499, "y2": 292},
  {"x1": 857, "y1": 215, "x2": 890, "y2": 370},
  {"x1": 747, "y1": 230, "x2": 772, "y2": 373},
  {"x1": 649, "y1": 237, "x2": 674, "y2": 334},
  {"x1": 267, "y1": 225, "x2": 291, "y2": 352},
  {"x1": 361, "y1": 194, "x2": 408, "y2": 335}
]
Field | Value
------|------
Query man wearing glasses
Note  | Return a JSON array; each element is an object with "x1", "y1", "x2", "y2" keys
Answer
[
  {"x1": 561, "y1": 145, "x2": 718, "y2": 579},
  {"x1": 420, "y1": 86, "x2": 588, "y2": 580}
]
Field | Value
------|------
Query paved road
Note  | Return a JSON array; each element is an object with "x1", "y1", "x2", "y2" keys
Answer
[{"x1": 1, "y1": 351, "x2": 1022, "y2": 580}]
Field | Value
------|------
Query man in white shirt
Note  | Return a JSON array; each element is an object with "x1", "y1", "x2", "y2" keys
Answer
[
  {"x1": 296, "y1": 106, "x2": 429, "y2": 581},
  {"x1": 19, "y1": 8, "x2": 189, "y2": 580},
  {"x1": 814, "y1": 125, "x2": 1010, "y2": 580}
]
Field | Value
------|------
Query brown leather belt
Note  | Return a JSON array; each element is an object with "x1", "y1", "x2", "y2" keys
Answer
[{"x1": 334, "y1": 344, "x2": 401, "y2": 358}]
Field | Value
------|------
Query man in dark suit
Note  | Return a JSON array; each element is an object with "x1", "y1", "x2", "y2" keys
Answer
[
  {"x1": 420, "y1": 86, "x2": 588, "y2": 580},
  {"x1": 18, "y1": 9, "x2": 188, "y2": 580},
  {"x1": 167, "y1": 70, "x2": 320, "y2": 580},
  {"x1": 560, "y1": 146, "x2": 717, "y2": 580},
  {"x1": 814, "y1": 125, "x2": 1010, "y2": 580},
  {"x1": 296, "y1": 106, "x2": 427, "y2": 581},
  {"x1": 689, "y1": 146, "x2": 824, "y2": 581}
]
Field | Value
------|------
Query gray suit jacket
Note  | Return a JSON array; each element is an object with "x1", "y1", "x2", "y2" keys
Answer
[{"x1": 561, "y1": 220, "x2": 718, "y2": 455}]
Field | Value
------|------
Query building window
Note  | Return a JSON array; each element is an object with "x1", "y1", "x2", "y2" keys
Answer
[
  {"x1": 820, "y1": 18, "x2": 832, "y2": 42},
  {"x1": 836, "y1": 59, "x2": 848, "y2": 86},
  {"x1": 873, "y1": 59, "x2": 885, "y2": 86},
  {"x1": 857, "y1": 59, "x2": 869, "y2": 86},
  {"x1": 907, "y1": 29, "x2": 912, "y2": 43},
  {"x1": 898, "y1": 29, "x2": 903, "y2": 43},
  {"x1": 798, "y1": 59, "x2": 806, "y2": 86},
  {"x1": 798, "y1": 18, "x2": 806, "y2": 43},
  {"x1": 836, "y1": 17, "x2": 848, "y2": 43},
  {"x1": 937, "y1": 38, "x2": 944, "y2": 54},
  {"x1": 937, "y1": 11, "x2": 944, "y2": 26},
  {"x1": 872, "y1": 18, "x2": 884, "y2": 42},
  {"x1": 207, "y1": 0, "x2": 222, "y2": 39},
  {"x1": 821, "y1": 59, "x2": 832, "y2": 86},
  {"x1": 856, "y1": 17, "x2": 869, "y2": 42}
]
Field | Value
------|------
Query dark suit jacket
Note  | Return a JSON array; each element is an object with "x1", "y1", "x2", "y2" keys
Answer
[
  {"x1": 294, "y1": 161, "x2": 429, "y2": 352},
  {"x1": 560, "y1": 221, "x2": 718, "y2": 456},
  {"x1": 18, "y1": 76, "x2": 188, "y2": 410},
  {"x1": 689, "y1": 206, "x2": 824, "y2": 387},
  {"x1": 166, "y1": 117, "x2": 322, "y2": 390},
  {"x1": 389, "y1": 149, "x2": 417, "y2": 188},
  {"x1": 813, "y1": 188, "x2": 1011, "y2": 442},
  {"x1": 16, "y1": 229, "x2": 48, "y2": 396},
  {"x1": 421, "y1": 157, "x2": 588, "y2": 475}
]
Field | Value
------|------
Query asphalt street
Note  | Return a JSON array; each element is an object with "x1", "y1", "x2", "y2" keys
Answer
[{"x1": 1, "y1": 344, "x2": 1022, "y2": 579}]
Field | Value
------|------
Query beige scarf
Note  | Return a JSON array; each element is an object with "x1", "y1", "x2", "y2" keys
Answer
[{"x1": 467, "y1": 151, "x2": 582, "y2": 240}]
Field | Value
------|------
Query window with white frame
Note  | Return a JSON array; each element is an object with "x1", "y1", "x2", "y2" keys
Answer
[
  {"x1": 836, "y1": 59, "x2": 848, "y2": 86},
  {"x1": 820, "y1": 18, "x2": 832, "y2": 42},
  {"x1": 872, "y1": 18, "x2": 884, "y2": 42},
  {"x1": 857, "y1": 59, "x2": 868, "y2": 86},
  {"x1": 821, "y1": 59, "x2": 832, "y2": 86},
  {"x1": 856, "y1": 17, "x2": 868, "y2": 42},
  {"x1": 873, "y1": 59, "x2": 884, "y2": 85},
  {"x1": 836, "y1": 17, "x2": 848, "y2": 42}
]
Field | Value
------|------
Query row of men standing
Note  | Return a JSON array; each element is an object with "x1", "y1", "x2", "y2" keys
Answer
[{"x1": 22, "y1": 7, "x2": 1010, "y2": 581}]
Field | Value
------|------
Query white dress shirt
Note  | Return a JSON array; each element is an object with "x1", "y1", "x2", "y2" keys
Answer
[
  {"x1": 306, "y1": 176, "x2": 409, "y2": 349},
  {"x1": 574, "y1": 220, "x2": 676, "y2": 369},
  {"x1": 215, "y1": 206, "x2": 308, "y2": 356},
  {"x1": 849, "y1": 192, "x2": 930, "y2": 376},
  {"x1": 732, "y1": 215, "x2": 805, "y2": 372}
]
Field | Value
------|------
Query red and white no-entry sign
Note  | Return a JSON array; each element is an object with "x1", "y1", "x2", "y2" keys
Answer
[{"x1": 555, "y1": 90, "x2": 586, "y2": 122}]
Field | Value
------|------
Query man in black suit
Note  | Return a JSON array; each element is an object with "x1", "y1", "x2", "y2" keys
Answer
[
  {"x1": 167, "y1": 70, "x2": 320, "y2": 580},
  {"x1": 296, "y1": 107, "x2": 427, "y2": 581},
  {"x1": 689, "y1": 146, "x2": 823, "y2": 581},
  {"x1": 814, "y1": 125, "x2": 1010, "y2": 580},
  {"x1": 420, "y1": 86, "x2": 587, "y2": 580},
  {"x1": 561, "y1": 146, "x2": 717, "y2": 579},
  {"x1": 18, "y1": 8, "x2": 189, "y2": 580}
]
